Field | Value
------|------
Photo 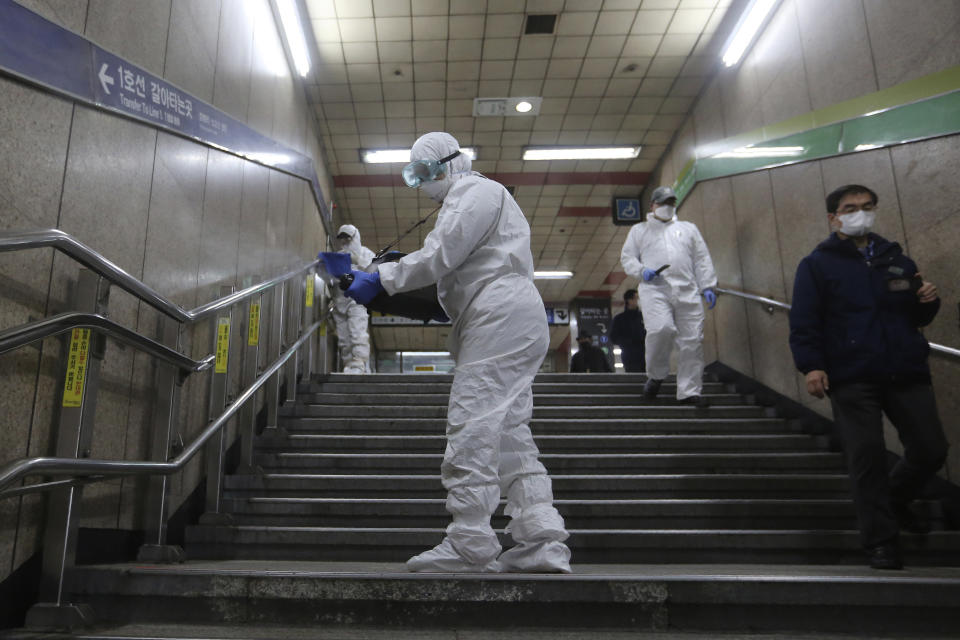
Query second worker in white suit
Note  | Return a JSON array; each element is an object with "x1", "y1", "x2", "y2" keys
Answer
[
  {"x1": 620, "y1": 186, "x2": 718, "y2": 406},
  {"x1": 342, "y1": 132, "x2": 571, "y2": 574},
  {"x1": 331, "y1": 224, "x2": 375, "y2": 374}
]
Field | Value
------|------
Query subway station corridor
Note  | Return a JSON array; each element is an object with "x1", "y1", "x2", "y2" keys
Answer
[{"x1": 2, "y1": 0, "x2": 960, "y2": 636}]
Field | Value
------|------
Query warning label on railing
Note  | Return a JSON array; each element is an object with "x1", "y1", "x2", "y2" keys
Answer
[
  {"x1": 248, "y1": 302, "x2": 260, "y2": 346},
  {"x1": 305, "y1": 276, "x2": 314, "y2": 308},
  {"x1": 215, "y1": 317, "x2": 230, "y2": 374},
  {"x1": 62, "y1": 328, "x2": 91, "y2": 407}
]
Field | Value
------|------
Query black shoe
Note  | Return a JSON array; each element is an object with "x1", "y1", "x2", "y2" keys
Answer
[
  {"x1": 643, "y1": 378, "x2": 662, "y2": 399},
  {"x1": 679, "y1": 395, "x2": 709, "y2": 407},
  {"x1": 892, "y1": 500, "x2": 931, "y2": 534},
  {"x1": 866, "y1": 542, "x2": 903, "y2": 570}
]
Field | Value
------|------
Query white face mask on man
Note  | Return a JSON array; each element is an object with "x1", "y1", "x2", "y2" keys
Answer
[
  {"x1": 837, "y1": 209, "x2": 876, "y2": 237},
  {"x1": 653, "y1": 205, "x2": 675, "y2": 221}
]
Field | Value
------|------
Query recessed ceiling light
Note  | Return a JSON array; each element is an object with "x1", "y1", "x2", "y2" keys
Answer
[
  {"x1": 523, "y1": 146, "x2": 641, "y2": 161},
  {"x1": 515, "y1": 101, "x2": 533, "y2": 113},
  {"x1": 362, "y1": 147, "x2": 478, "y2": 163},
  {"x1": 534, "y1": 270, "x2": 574, "y2": 279}
]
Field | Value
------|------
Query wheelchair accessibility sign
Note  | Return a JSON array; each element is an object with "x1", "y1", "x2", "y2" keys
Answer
[{"x1": 613, "y1": 198, "x2": 641, "y2": 225}]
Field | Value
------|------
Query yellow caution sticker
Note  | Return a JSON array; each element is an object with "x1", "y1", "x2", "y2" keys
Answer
[
  {"x1": 62, "y1": 328, "x2": 91, "y2": 407},
  {"x1": 320, "y1": 320, "x2": 327, "y2": 336},
  {"x1": 305, "y1": 276, "x2": 314, "y2": 307},
  {"x1": 414, "y1": 365, "x2": 435, "y2": 372},
  {"x1": 248, "y1": 302, "x2": 260, "y2": 346},
  {"x1": 215, "y1": 317, "x2": 230, "y2": 374}
]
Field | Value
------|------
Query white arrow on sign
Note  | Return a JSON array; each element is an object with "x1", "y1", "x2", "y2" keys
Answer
[{"x1": 98, "y1": 63, "x2": 114, "y2": 95}]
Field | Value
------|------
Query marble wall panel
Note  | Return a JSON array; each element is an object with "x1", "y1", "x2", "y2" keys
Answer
[
  {"x1": 213, "y1": 0, "x2": 255, "y2": 122},
  {"x1": 698, "y1": 178, "x2": 753, "y2": 376},
  {"x1": 247, "y1": 2, "x2": 282, "y2": 135},
  {"x1": 752, "y1": 0, "x2": 813, "y2": 128},
  {"x1": 718, "y1": 46, "x2": 762, "y2": 139},
  {"x1": 692, "y1": 80, "x2": 724, "y2": 149},
  {"x1": 744, "y1": 306, "x2": 801, "y2": 401},
  {"x1": 266, "y1": 172, "x2": 291, "y2": 273},
  {"x1": 794, "y1": 0, "x2": 877, "y2": 111},
  {"x1": 84, "y1": 0, "x2": 171, "y2": 76},
  {"x1": 769, "y1": 161, "x2": 831, "y2": 303},
  {"x1": 864, "y1": 0, "x2": 960, "y2": 90},
  {"x1": 730, "y1": 171, "x2": 786, "y2": 298},
  {"x1": 237, "y1": 163, "x2": 270, "y2": 282},
  {"x1": 819, "y1": 148, "x2": 907, "y2": 249},
  {"x1": 164, "y1": 0, "x2": 220, "y2": 103},
  {"x1": 14, "y1": 0, "x2": 88, "y2": 32}
]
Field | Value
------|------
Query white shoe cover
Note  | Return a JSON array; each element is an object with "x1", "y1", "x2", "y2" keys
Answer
[
  {"x1": 406, "y1": 538, "x2": 502, "y2": 573},
  {"x1": 497, "y1": 540, "x2": 572, "y2": 573}
]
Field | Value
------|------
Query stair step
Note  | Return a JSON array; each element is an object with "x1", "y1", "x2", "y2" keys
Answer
[
  {"x1": 284, "y1": 405, "x2": 776, "y2": 419},
  {"x1": 61, "y1": 561, "x2": 960, "y2": 635},
  {"x1": 305, "y1": 381, "x2": 732, "y2": 395},
  {"x1": 219, "y1": 497, "x2": 860, "y2": 529},
  {"x1": 182, "y1": 526, "x2": 960, "y2": 565},
  {"x1": 313, "y1": 373, "x2": 695, "y2": 384},
  {"x1": 279, "y1": 416, "x2": 797, "y2": 435},
  {"x1": 257, "y1": 433, "x2": 824, "y2": 453},
  {"x1": 296, "y1": 393, "x2": 748, "y2": 406},
  {"x1": 223, "y1": 473, "x2": 853, "y2": 499}
]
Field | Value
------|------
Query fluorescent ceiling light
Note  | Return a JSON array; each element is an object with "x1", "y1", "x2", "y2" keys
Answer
[
  {"x1": 400, "y1": 351, "x2": 451, "y2": 357},
  {"x1": 615, "y1": 363, "x2": 624, "y2": 369},
  {"x1": 362, "y1": 147, "x2": 478, "y2": 163},
  {"x1": 523, "y1": 146, "x2": 640, "y2": 161},
  {"x1": 515, "y1": 101, "x2": 533, "y2": 113},
  {"x1": 713, "y1": 145, "x2": 804, "y2": 158},
  {"x1": 534, "y1": 270, "x2": 574, "y2": 279},
  {"x1": 613, "y1": 348, "x2": 622, "y2": 355},
  {"x1": 721, "y1": 0, "x2": 778, "y2": 68},
  {"x1": 276, "y1": 0, "x2": 311, "y2": 77}
]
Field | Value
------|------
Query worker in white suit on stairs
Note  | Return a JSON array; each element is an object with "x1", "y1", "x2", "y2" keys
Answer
[{"x1": 331, "y1": 224, "x2": 375, "y2": 374}]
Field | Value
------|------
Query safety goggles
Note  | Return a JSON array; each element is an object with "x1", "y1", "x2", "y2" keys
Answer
[{"x1": 401, "y1": 150, "x2": 461, "y2": 188}]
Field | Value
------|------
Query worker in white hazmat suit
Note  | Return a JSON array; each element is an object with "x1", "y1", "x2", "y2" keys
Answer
[
  {"x1": 331, "y1": 224, "x2": 375, "y2": 374},
  {"x1": 620, "y1": 186, "x2": 718, "y2": 406},
  {"x1": 343, "y1": 132, "x2": 571, "y2": 573}
]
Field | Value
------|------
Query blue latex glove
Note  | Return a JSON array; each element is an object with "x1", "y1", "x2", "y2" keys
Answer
[
  {"x1": 345, "y1": 270, "x2": 384, "y2": 304},
  {"x1": 642, "y1": 268, "x2": 659, "y2": 282},
  {"x1": 703, "y1": 289, "x2": 717, "y2": 309}
]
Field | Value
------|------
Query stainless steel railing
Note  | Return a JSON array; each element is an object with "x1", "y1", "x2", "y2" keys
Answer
[
  {"x1": 0, "y1": 228, "x2": 326, "y2": 622},
  {"x1": 716, "y1": 287, "x2": 960, "y2": 359}
]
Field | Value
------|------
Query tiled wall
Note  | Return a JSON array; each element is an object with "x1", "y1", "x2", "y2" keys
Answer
[
  {"x1": 0, "y1": 1, "x2": 330, "y2": 585},
  {"x1": 649, "y1": 0, "x2": 960, "y2": 478}
]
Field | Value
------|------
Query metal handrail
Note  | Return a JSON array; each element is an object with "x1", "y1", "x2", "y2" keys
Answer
[
  {"x1": 0, "y1": 312, "x2": 215, "y2": 374},
  {"x1": 0, "y1": 319, "x2": 322, "y2": 498},
  {"x1": 717, "y1": 287, "x2": 960, "y2": 359},
  {"x1": 0, "y1": 229, "x2": 318, "y2": 323}
]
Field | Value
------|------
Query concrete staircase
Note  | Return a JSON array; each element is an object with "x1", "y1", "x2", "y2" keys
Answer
[{"x1": 17, "y1": 372, "x2": 960, "y2": 637}]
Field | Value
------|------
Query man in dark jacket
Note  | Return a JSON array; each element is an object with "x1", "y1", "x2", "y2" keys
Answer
[
  {"x1": 789, "y1": 184, "x2": 947, "y2": 571},
  {"x1": 611, "y1": 289, "x2": 646, "y2": 372},
  {"x1": 570, "y1": 332, "x2": 613, "y2": 373}
]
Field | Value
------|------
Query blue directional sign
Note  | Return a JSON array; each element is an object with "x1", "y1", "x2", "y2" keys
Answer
[
  {"x1": 0, "y1": 0, "x2": 329, "y2": 225},
  {"x1": 613, "y1": 198, "x2": 642, "y2": 225}
]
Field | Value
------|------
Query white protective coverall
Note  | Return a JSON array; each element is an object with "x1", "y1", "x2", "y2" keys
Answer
[
  {"x1": 620, "y1": 210, "x2": 717, "y2": 399},
  {"x1": 378, "y1": 132, "x2": 571, "y2": 573},
  {"x1": 332, "y1": 224, "x2": 375, "y2": 373}
]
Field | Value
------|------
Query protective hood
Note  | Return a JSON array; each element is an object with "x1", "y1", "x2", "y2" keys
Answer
[
  {"x1": 336, "y1": 223, "x2": 374, "y2": 269},
  {"x1": 410, "y1": 132, "x2": 472, "y2": 203}
]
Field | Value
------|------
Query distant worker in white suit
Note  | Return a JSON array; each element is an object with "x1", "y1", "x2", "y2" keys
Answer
[
  {"x1": 331, "y1": 224, "x2": 375, "y2": 373},
  {"x1": 620, "y1": 186, "x2": 718, "y2": 407},
  {"x1": 342, "y1": 132, "x2": 571, "y2": 574}
]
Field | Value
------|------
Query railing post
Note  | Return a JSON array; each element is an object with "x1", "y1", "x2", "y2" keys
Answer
[
  {"x1": 200, "y1": 285, "x2": 234, "y2": 523},
  {"x1": 301, "y1": 270, "x2": 316, "y2": 380},
  {"x1": 237, "y1": 277, "x2": 262, "y2": 474},
  {"x1": 264, "y1": 281, "x2": 285, "y2": 429},
  {"x1": 136, "y1": 315, "x2": 186, "y2": 564},
  {"x1": 25, "y1": 269, "x2": 106, "y2": 629},
  {"x1": 284, "y1": 274, "x2": 303, "y2": 404}
]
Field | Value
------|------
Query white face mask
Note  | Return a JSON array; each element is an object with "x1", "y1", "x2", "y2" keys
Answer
[
  {"x1": 837, "y1": 209, "x2": 875, "y2": 237},
  {"x1": 653, "y1": 205, "x2": 675, "y2": 221}
]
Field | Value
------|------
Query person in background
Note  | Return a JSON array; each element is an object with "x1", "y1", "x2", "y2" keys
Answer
[
  {"x1": 342, "y1": 131, "x2": 571, "y2": 574},
  {"x1": 620, "y1": 186, "x2": 717, "y2": 406},
  {"x1": 331, "y1": 224, "x2": 374, "y2": 373},
  {"x1": 570, "y1": 331, "x2": 613, "y2": 373},
  {"x1": 611, "y1": 289, "x2": 646, "y2": 373},
  {"x1": 789, "y1": 184, "x2": 948, "y2": 571}
]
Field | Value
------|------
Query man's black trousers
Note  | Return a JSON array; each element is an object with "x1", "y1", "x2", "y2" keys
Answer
[{"x1": 829, "y1": 381, "x2": 948, "y2": 547}]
